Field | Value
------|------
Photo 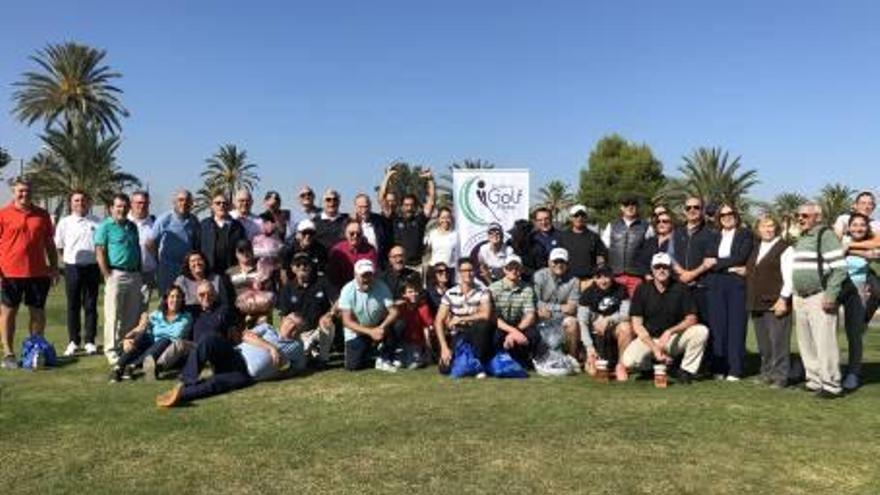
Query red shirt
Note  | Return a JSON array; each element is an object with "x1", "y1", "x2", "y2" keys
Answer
[
  {"x1": 0, "y1": 203, "x2": 54, "y2": 278},
  {"x1": 399, "y1": 301, "x2": 433, "y2": 346},
  {"x1": 327, "y1": 240, "x2": 377, "y2": 288}
]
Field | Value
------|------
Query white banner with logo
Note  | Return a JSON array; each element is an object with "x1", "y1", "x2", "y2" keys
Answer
[{"x1": 453, "y1": 169, "x2": 530, "y2": 256}]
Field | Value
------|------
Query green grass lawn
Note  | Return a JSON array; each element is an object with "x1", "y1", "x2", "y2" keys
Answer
[{"x1": 2, "y1": 288, "x2": 880, "y2": 494}]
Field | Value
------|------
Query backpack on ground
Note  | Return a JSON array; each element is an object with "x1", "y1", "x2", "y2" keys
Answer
[{"x1": 20, "y1": 334, "x2": 57, "y2": 370}]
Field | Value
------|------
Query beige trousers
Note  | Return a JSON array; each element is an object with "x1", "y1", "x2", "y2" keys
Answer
[
  {"x1": 793, "y1": 293, "x2": 841, "y2": 394},
  {"x1": 621, "y1": 324, "x2": 709, "y2": 374},
  {"x1": 103, "y1": 270, "x2": 144, "y2": 357}
]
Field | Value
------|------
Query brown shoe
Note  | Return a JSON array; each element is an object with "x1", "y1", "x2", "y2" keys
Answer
[{"x1": 155, "y1": 383, "x2": 184, "y2": 408}]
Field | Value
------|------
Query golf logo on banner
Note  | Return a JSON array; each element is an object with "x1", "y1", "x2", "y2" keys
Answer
[{"x1": 453, "y1": 169, "x2": 530, "y2": 255}]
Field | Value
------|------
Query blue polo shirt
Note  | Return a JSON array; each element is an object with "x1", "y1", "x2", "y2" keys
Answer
[
  {"x1": 153, "y1": 211, "x2": 199, "y2": 268},
  {"x1": 338, "y1": 279, "x2": 394, "y2": 342},
  {"x1": 94, "y1": 218, "x2": 141, "y2": 271},
  {"x1": 237, "y1": 323, "x2": 305, "y2": 381}
]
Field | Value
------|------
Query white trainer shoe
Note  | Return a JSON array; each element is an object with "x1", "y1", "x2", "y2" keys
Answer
[
  {"x1": 84, "y1": 343, "x2": 98, "y2": 355},
  {"x1": 63, "y1": 341, "x2": 78, "y2": 357},
  {"x1": 374, "y1": 358, "x2": 398, "y2": 373}
]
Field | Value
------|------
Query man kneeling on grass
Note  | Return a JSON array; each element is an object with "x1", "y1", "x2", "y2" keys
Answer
[
  {"x1": 620, "y1": 252, "x2": 708, "y2": 385},
  {"x1": 155, "y1": 314, "x2": 306, "y2": 407}
]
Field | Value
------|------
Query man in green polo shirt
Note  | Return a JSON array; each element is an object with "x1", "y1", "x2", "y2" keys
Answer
[
  {"x1": 489, "y1": 255, "x2": 542, "y2": 368},
  {"x1": 95, "y1": 193, "x2": 142, "y2": 364}
]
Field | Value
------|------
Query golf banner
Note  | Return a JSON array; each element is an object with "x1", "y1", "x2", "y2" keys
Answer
[{"x1": 453, "y1": 168, "x2": 530, "y2": 255}]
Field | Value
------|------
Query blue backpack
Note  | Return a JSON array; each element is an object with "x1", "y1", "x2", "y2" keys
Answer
[
  {"x1": 20, "y1": 335, "x2": 57, "y2": 370},
  {"x1": 449, "y1": 338, "x2": 484, "y2": 378},
  {"x1": 487, "y1": 351, "x2": 528, "y2": 379}
]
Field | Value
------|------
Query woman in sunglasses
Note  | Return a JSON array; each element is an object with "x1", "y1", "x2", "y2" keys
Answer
[
  {"x1": 706, "y1": 203, "x2": 754, "y2": 381},
  {"x1": 640, "y1": 211, "x2": 677, "y2": 278}
]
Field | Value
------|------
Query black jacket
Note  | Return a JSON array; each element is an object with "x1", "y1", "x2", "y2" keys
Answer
[{"x1": 200, "y1": 217, "x2": 247, "y2": 273}]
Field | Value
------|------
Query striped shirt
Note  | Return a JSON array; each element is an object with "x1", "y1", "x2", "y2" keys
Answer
[
  {"x1": 790, "y1": 226, "x2": 848, "y2": 301},
  {"x1": 489, "y1": 279, "x2": 536, "y2": 324},
  {"x1": 441, "y1": 284, "x2": 490, "y2": 317}
]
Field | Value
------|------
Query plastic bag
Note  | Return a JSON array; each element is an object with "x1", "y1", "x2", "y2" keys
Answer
[
  {"x1": 533, "y1": 349, "x2": 577, "y2": 377},
  {"x1": 449, "y1": 338, "x2": 484, "y2": 378},
  {"x1": 537, "y1": 318, "x2": 565, "y2": 351},
  {"x1": 487, "y1": 351, "x2": 528, "y2": 378}
]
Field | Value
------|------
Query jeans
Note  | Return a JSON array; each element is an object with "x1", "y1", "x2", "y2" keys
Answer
[
  {"x1": 180, "y1": 334, "x2": 253, "y2": 402},
  {"x1": 116, "y1": 332, "x2": 172, "y2": 370},
  {"x1": 64, "y1": 264, "x2": 100, "y2": 345}
]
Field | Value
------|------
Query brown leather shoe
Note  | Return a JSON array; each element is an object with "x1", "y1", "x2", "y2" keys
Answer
[{"x1": 155, "y1": 383, "x2": 184, "y2": 408}]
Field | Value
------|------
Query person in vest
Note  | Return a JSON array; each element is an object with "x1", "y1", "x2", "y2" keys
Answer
[
  {"x1": 601, "y1": 196, "x2": 651, "y2": 297},
  {"x1": 705, "y1": 203, "x2": 754, "y2": 381},
  {"x1": 789, "y1": 202, "x2": 848, "y2": 398},
  {"x1": 746, "y1": 216, "x2": 794, "y2": 389},
  {"x1": 672, "y1": 196, "x2": 717, "y2": 325}
]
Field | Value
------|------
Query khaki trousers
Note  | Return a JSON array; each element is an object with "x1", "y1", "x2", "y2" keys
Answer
[
  {"x1": 103, "y1": 270, "x2": 144, "y2": 357},
  {"x1": 793, "y1": 293, "x2": 841, "y2": 394},
  {"x1": 621, "y1": 324, "x2": 709, "y2": 374}
]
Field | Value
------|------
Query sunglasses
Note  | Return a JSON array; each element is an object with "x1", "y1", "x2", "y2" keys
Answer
[
  {"x1": 213, "y1": 200, "x2": 228, "y2": 205},
  {"x1": 300, "y1": 192, "x2": 314, "y2": 198},
  {"x1": 196, "y1": 292, "x2": 211, "y2": 298},
  {"x1": 685, "y1": 205, "x2": 702, "y2": 211},
  {"x1": 656, "y1": 218, "x2": 672, "y2": 225},
  {"x1": 300, "y1": 230, "x2": 316, "y2": 236},
  {"x1": 719, "y1": 212, "x2": 735, "y2": 218},
  {"x1": 324, "y1": 197, "x2": 339, "y2": 203},
  {"x1": 488, "y1": 230, "x2": 502, "y2": 236},
  {"x1": 652, "y1": 264, "x2": 671, "y2": 271},
  {"x1": 434, "y1": 268, "x2": 448, "y2": 275},
  {"x1": 572, "y1": 212, "x2": 587, "y2": 218},
  {"x1": 551, "y1": 259, "x2": 567, "y2": 265}
]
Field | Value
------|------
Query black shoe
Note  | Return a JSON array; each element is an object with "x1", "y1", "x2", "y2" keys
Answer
[
  {"x1": 815, "y1": 389, "x2": 842, "y2": 400},
  {"x1": 108, "y1": 367, "x2": 122, "y2": 383},
  {"x1": 676, "y1": 369, "x2": 694, "y2": 385}
]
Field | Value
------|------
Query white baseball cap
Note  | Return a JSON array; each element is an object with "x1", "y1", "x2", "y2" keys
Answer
[
  {"x1": 569, "y1": 204, "x2": 588, "y2": 216},
  {"x1": 504, "y1": 254, "x2": 523, "y2": 267},
  {"x1": 549, "y1": 247, "x2": 569, "y2": 262},
  {"x1": 296, "y1": 219, "x2": 316, "y2": 233},
  {"x1": 651, "y1": 252, "x2": 673, "y2": 268},
  {"x1": 354, "y1": 259, "x2": 375, "y2": 275}
]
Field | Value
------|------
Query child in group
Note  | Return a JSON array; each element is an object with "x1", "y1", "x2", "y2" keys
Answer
[
  {"x1": 396, "y1": 281, "x2": 434, "y2": 369},
  {"x1": 110, "y1": 285, "x2": 193, "y2": 382}
]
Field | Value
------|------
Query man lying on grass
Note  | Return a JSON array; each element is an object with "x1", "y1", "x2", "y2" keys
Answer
[{"x1": 155, "y1": 313, "x2": 306, "y2": 407}]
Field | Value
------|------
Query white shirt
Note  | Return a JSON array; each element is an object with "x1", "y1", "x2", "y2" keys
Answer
[
  {"x1": 779, "y1": 246, "x2": 795, "y2": 299},
  {"x1": 717, "y1": 228, "x2": 736, "y2": 258},
  {"x1": 128, "y1": 213, "x2": 158, "y2": 273},
  {"x1": 230, "y1": 211, "x2": 262, "y2": 240},
  {"x1": 361, "y1": 218, "x2": 378, "y2": 250},
  {"x1": 54, "y1": 213, "x2": 100, "y2": 265},
  {"x1": 478, "y1": 243, "x2": 514, "y2": 271},
  {"x1": 425, "y1": 228, "x2": 459, "y2": 267},
  {"x1": 756, "y1": 237, "x2": 780, "y2": 265}
]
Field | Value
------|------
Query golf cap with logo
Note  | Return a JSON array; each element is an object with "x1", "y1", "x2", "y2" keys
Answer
[
  {"x1": 292, "y1": 252, "x2": 312, "y2": 264},
  {"x1": 487, "y1": 222, "x2": 503, "y2": 233},
  {"x1": 549, "y1": 247, "x2": 569, "y2": 262},
  {"x1": 297, "y1": 219, "x2": 316, "y2": 233},
  {"x1": 505, "y1": 254, "x2": 523, "y2": 268},
  {"x1": 569, "y1": 204, "x2": 588, "y2": 217},
  {"x1": 354, "y1": 259, "x2": 375, "y2": 275},
  {"x1": 651, "y1": 252, "x2": 673, "y2": 268}
]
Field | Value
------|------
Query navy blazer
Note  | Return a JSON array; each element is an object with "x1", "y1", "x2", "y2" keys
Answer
[{"x1": 710, "y1": 227, "x2": 754, "y2": 272}]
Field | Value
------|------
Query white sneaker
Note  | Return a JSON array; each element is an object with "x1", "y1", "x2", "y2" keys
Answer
[
  {"x1": 713, "y1": 374, "x2": 725, "y2": 381},
  {"x1": 725, "y1": 375, "x2": 741, "y2": 382},
  {"x1": 475, "y1": 372, "x2": 487, "y2": 379},
  {"x1": 565, "y1": 355, "x2": 581, "y2": 373},
  {"x1": 84, "y1": 343, "x2": 98, "y2": 355},
  {"x1": 374, "y1": 358, "x2": 398, "y2": 373},
  {"x1": 63, "y1": 341, "x2": 78, "y2": 357}
]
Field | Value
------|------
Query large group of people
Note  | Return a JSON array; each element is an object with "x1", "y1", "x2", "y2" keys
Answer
[{"x1": 0, "y1": 168, "x2": 877, "y2": 407}]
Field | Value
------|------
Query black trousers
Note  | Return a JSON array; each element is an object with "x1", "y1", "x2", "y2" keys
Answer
[
  {"x1": 865, "y1": 271, "x2": 880, "y2": 323},
  {"x1": 752, "y1": 311, "x2": 791, "y2": 385},
  {"x1": 840, "y1": 282, "x2": 866, "y2": 376},
  {"x1": 64, "y1": 263, "x2": 100, "y2": 345},
  {"x1": 495, "y1": 325, "x2": 544, "y2": 369},
  {"x1": 343, "y1": 325, "x2": 402, "y2": 371},
  {"x1": 180, "y1": 334, "x2": 253, "y2": 402}
]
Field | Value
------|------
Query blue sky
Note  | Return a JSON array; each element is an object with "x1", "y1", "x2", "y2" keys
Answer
[{"x1": 1, "y1": 1, "x2": 878, "y2": 209}]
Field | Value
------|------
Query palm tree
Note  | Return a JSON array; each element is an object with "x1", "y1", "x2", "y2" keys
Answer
[
  {"x1": 771, "y1": 192, "x2": 808, "y2": 239},
  {"x1": 23, "y1": 125, "x2": 140, "y2": 218},
  {"x1": 200, "y1": 144, "x2": 259, "y2": 201},
  {"x1": 536, "y1": 180, "x2": 574, "y2": 224},
  {"x1": 437, "y1": 158, "x2": 495, "y2": 206},
  {"x1": 12, "y1": 42, "x2": 129, "y2": 135},
  {"x1": 675, "y1": 147, "x2": 759, "y2": 211},
  {"x1": 816, "y1": 183, "x2": 855, "y2": 225}
]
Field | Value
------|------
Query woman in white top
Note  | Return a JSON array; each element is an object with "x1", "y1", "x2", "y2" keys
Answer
[
  {"x1": 477, "y1": 222, "x2": 514, "y2": 284},
  {"x1": 745, "y1": 215, "x2": 793, "y2": 389},
  {"x1": 425, "y1": 207, "x2": 459, "y2": 277}
]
